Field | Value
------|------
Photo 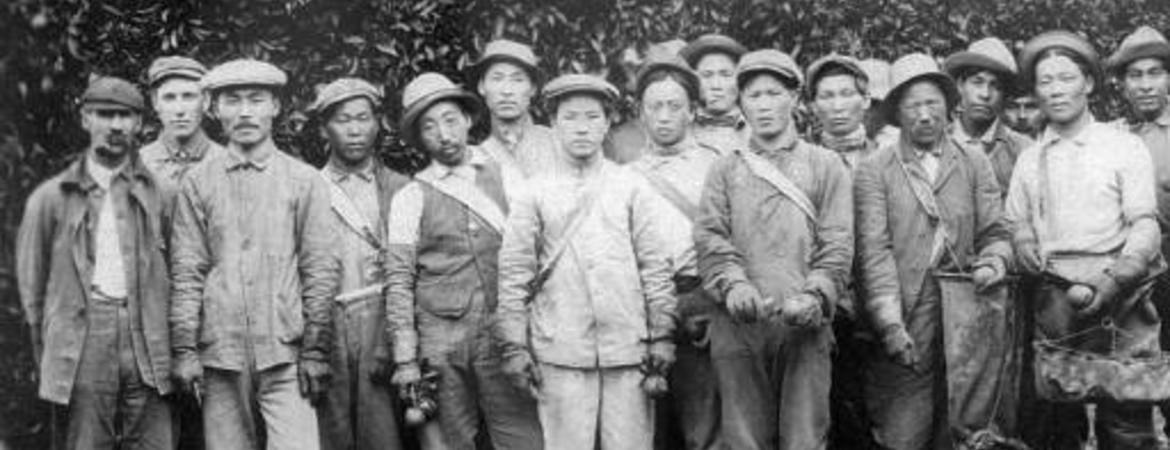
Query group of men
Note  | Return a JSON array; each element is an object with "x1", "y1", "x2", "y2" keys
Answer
[{"x1": 15, "y1": 23, "x2": 1170, "y2": 450}]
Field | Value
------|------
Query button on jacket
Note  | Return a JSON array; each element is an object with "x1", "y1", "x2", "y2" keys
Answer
[{"x1": 170, "y1": 142, "x2": 338, "y2": 371}]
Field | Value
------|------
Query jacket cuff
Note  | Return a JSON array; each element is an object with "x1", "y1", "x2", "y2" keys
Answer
[
  {"x1": 299, "y1": 322, "x2": 332, "y2": 361},
  {"x1": 171, "y1": 327, "x2": 197, "y2": 354},
  {"x1": 865, "y1": 294, "x2": 905, "y2": 333},
  {"x1": 802, "y1": 271, "x2": 839, "y2": 314},
  {"x1": 392, "y1": 329, "x2": 418, "y2": 364}
]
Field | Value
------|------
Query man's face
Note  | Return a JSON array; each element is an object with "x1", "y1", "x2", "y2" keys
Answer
[
  {"x1": 695, "y1": 53, "x2": 739, "y2": 115},
  {"x1": 740, "y1": 73, "x2": 796, "y2": 140},
  {"x1": 418, "y1": 100, "x2": 471, "y2": 166},
  {"x1": 81, "y1": 106, "x2": 142, "y2": 159},
  {"x1": 1035, "y1": 55, "x2": 1092, "y2": 125},
  {"x1": 213, "y1": 87, "x2": 280, "y2": 147},
  {"x1": 1122, "y1": 57, "x2": 1170, "y2": 119},
  {"x1": 957, "y1": 69, "x2": 1004, "y2": 126},
  {"x1": 812, "y1": 74, "x2": 869, "y2": 136},
  {"x1": 896, "y1": 81, "x2": 949, "y2": 149},
  {"x1": 553, "y1": 94, "x2": 610, "y2": 161},
  {"x1": 1004, "y1": 95, "x2": 1042, "y2": 135},
  {"x1": 153, "y1": 77, "x2": 204, "y2": 140},
  {"x1": 478, "y1": 61, "x2": 535, "y2": 122},
  {"x1": 640, "y1": 78, "x2": 693, "y2": 147},
  {"x1": 323, "y1": 97, "x2": 379, "y2": 166}
]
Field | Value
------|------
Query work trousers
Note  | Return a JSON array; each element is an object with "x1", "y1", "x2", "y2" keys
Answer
[
  {"x1": 203, "y1": 363, "x2": 320, "y2": 450},
  {"x1": 51, "y1": 295, "x2": 173, "y2": 450},
  {"x1": 658, "y1": 286, "x2": 721, "y2": 450},
  {"x1": 537, "y1": 364, "x2": 653, "y2": 450},
  {"x1": 318, "y1": 296, "x2": 404, "y2": 450}
]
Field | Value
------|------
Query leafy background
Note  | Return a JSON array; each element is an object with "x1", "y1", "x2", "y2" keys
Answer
[{"x1": 2, "y1": 0, "x2": 1169, "y2": 446}]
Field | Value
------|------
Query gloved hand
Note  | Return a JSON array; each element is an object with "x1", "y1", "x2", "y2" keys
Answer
[
  {"x1": 172, "y1": 351, "x2": 203, "y2": 396},
  {"x1": 726, "y1": 283, "x2": 766, "y2": 323},
  {"x1": 389, "y1": 361, "x2": 422, "y2": 396},
  {"x1": 501, "y1": 351, "x2": 541, "y2": 399},
  {"x1": 881, "y1": 325, "x2": 919, "y2": 370},
  {"x1": 973, "y1": 257, "x2": 1007, "y2": 292},
  {"x1": 1015, "y1": 240, "x2": 1043, "y2": 275},
  {"x1": 778, "y1": 293, "x2": 824, "y2": 329},
  {"x1": 1074, "y1": 271, "x2": 1122, "y2": 317},
  {"x1": 297, "y1": 358, "x2": 333, "y2": 405}
]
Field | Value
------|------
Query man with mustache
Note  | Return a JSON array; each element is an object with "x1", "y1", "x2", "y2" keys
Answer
[
  {"x1": 140, "y1": 56, "x2": 225, "y2": 201},
  {"x1": 18, "y1": 76, "x2": 175, "y2": 449},
  {"x1": 1107, "y1": 25, "x2": 1170, "y2": 444},
  {"x1": 945, "y1": 37, "x2": 1033, "y2": 195},
  {"x1": 680, "y1": 34, "x2": 751, "y2": 154},
  {"x1": 1009, "y1": 31, "x2": 1163, "y2": 450},
  {"x1": 384, "y1": 73, "x2": 542, "y2": 450},
  {"x1": 311, "y1": 78, "x2": 410, "y2": 450},
  {"x1": 170, "y1": 59, "x2": 338, "y2": 450},
  {"x1": 472, "y1": 39, "x2": 558, "y2": 197},
  {"x1": 695, "y1": 49, "x2": 853, "y2": 450}
]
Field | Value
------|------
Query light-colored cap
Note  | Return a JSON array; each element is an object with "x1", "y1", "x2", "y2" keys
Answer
[
  {"x1": 805, "y1": 54, "x2": 868, "y2": 99},
  {"x1": 1107, "y1": 26, "x2": 1170, "y2": 72},
  {"x1": 944, "y1": 37, "x2": 1019, "y2": 77},
  {"x1": 470, "y1": 39, "x2": 541, "y2": 83},
  {"x1": 735, "y1": 49, "x2": 802, "y2": 90},
  {"x1": 1018, "y1": 30, "x2": 1101, "y2": 86},
  {"x1": 201, "y1": 59, "x2": 288, "y2": 91},
  {"x1": 147, "y1": 56, "x2": 207, "y2": 87},
  {"x1": 883, "y1": 53, "x2": 959, "y2": 123},
  {"x1": 399, "y1": 73, "x2": 482, "y2": 150},
  {"x1": 310, "y1": 77, "x2": 382, "y2": 115},
  {"x1": 680, "y1": 34, "x2": 748, "y2": 67}
]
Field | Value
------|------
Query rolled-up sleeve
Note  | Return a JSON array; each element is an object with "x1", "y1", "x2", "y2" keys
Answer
[
  {"x1": 495, "y1": 184, "x2": 541, "y2": 357},
  {"x1": 297, "y1": 175, "x2": 339, "y2": 361},
  {"x1": 170, "y1": 176, "x2": 209, "y2": 356},
  {"x1": 854, "y1": 156, "x2": 905, "y2": 333},
  {"x1": 384, "y1": 183, "x2": 424, "y2": 364}
]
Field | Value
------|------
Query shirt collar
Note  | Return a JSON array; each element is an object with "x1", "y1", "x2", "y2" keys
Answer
[
  {"x1": 226, "y1": 139, "x2": 277, "y2": 172},
  {"x1": 1038, "y1": 116, "x2": 1098, "y2": 149},
  {"x1": 489, "y1": 115, "x2": 535, "y2": 148},
  {"x1": 162, "y1": 130, "x2": 213, "y2": 161},
  {"x1": 324, "y1": 158, "x2": 376, "y2": 183},
  {"x1": 86, "y1": 154, "x2": 127, "y2": 190},
  {"x1": 419, "y1": 145, "x2": 484, "y2": 183},
  {"x1": 952, "y1": 118, "x2": 1000, "y2": 146}
]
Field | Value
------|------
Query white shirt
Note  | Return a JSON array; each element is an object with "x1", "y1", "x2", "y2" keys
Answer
[{"x1": 89, "y1": 156, "x2": 128, "y2": 298}]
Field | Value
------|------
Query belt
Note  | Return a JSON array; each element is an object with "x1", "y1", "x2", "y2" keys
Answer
[
  {"x1": 91, "y1": 288, "x2": 128, "y2": 307},
  {"x1": 334, "y1": 284, "x2": 384, "y2": 306}
]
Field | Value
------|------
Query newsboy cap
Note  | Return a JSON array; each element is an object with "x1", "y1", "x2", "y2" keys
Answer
[
  {"x1": 635, "y1": 54, "x2": 701, "y2": 102},
  {"x1": 883, "y1": 53, "x2": 959, "y2": 124},
  {"x1": 1107, "y1": 26, "x2": 1170, "y2": 73},
  {"x1": 399, "y1": 73, "x2": 483, "y2": 150},
  {"x1": 310, "y1": 77, "x2": 382, "y2": 116},
  {"x1": 858, "y1": 58, "x2": 893, "y2": 100},
  {"x1": 805, "y1": 54, "x2": 868, "y2": 100},
  {"x1": 542, "y1": 74, "x2": 620, "y2": 113},
  {"x1": 735, "y1": 49, "x2": 802, "y2": 91},
  {"x1": 469, "y1": 39, "x2": 541, "y2": 84},
  {"x1": 680, "y1": 34, "x2": 748, "y2": 68},
  {"x1": 147, "y1": 56, "x2": 207, "y2": 87},
  {"x1": 81, "y1": 76, "x2": 145, "y2": 111},
  {"x1": 1018, "y1": 30, "x2": 1101, "y2": 86},
  {"x1": 944, "y1": 37, "x2": 1019, "y2": 79},
  {"x1": 201, "y1": 59, "x2": 288, "y2": 92}
]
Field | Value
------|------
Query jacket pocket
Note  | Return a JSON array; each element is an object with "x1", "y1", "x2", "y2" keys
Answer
[{"x1": 416, "y1": 276, "x2": 472, "y2": 319}]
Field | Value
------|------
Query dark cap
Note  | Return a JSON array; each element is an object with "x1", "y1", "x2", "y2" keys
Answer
[
  {"x1": 680, "y1": 34, "x2": 748, "y2": 68},
  {"x1": 147, "y1": 56, "x2": 207, "y2": 87},
  {"x1": 635, "y1": 54, "x2": 701, "y2": 102},
  {"x1": 805, "y1": 54, "x2": 868, "y2": 100},
  {"x1": 81, "y1": 76, "x2": 145, "y2": 111}
]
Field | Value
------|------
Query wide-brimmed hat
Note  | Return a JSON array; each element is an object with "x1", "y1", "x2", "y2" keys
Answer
[
  {"x1": 680, "y1": 34, "x2": 748, "y2": 68},
  {"x1": 944, "y1": 37, "x2": 1019, "y2": 80},
  {"x1": 81, "y1": 76, "x2": 145, "y2": 111},
  {"x1": 1107, "y1": 26, "x2": 1170, "y2": 73},
  {"x1": 882, "y1": 53, "x2": 959, "y2": 124},
  {"x1": 635, "y1": 54, "x2": 701, "y2": 102},
  {"x1": 805, "y1": 54, "x2": 868, "y2": 100},
  {"x1": 201, "y1": 59, "x2": 287, "y2": 92},
  {"x1": 468, "y1": 39, "x2": 541, "y2": 85},
  {"x1": 735, "y1": 49, "x2": 802, "y2": 91},
  {"x1": 1018, "y1": 30, "x2": 1101, "y2": 87},
  {"x1": 310, "y1": 77, "x2": 382, "y2": 117},
  {"x1": 399, "y1": 73, "x2": 483, "y2": 150}
]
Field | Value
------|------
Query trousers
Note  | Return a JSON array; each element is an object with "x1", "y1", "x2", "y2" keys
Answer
[
  {"x1": 538, "y1": 364, "x2": 653, "y2": 450},
  {"x1": 203, "y1": 363, "x2": 321, "y2": 450}
]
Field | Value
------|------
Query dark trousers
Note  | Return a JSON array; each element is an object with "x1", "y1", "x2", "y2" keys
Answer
[{"x1": 51, "y1": 297, "x2": 173, "y2": 450}]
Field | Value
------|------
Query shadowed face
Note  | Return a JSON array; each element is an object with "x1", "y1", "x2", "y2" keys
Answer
[
  {"x1": 478, "y1": 61, "x2": 536, "y2": 121},
  {"x1": 1122, "y1": 57, "x2": 1170, "y2": 120},
  {"x1": 640, "y1": 77, "x2": 693, "y2": 147},
  {"x1": 812, "y1": 73, "x2": 869, "y2": 137},
  {"x1": 323, "y1": 97, "x2": 379, "y2": 166},
  {"x1": 696, "y1": 52, "x2": 739, "y2": 115},
  {"x1": 957, "y1": 69, "x2": 1004, "y2": 126},
  {"x1": 740, "y1": 73, "x2": 796, "y2": 140},
  {"x1": 82, "y1": 105, "x2": 142, "y2": 159},
  {"x1": 418, "y1": 100, "x2": 471, "y2": 166},
  {"x1": 896, "y1": 80, "x2": 948, "y2": 149}
]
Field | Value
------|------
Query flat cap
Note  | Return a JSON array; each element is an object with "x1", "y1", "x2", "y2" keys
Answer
[
  {"x1": 469, "y1": 39, "x2": 541, "y2": 84},
  {"x1": 735, "y1": 49, "x2": 803, "y2": 90},
  {"x1": 944, "y1": 37, "x2": 1019, "y2": 78},
  {"x1": 81, "y1": 76, "x2": 145, "y2": 111},
  {"x1": 858, "y1": 58, "x2": 893, "y2": 100},
  {"x1": 542, "y1": 74, "x2": 620, "y2": 110},
  {"x1": 680, "y1": 34, "x2": 748, "y2": 68},
  {"x1": 201, "y1": 59, "x2": 288, "y2": 92},
  {"x1": 310, "y1": 77, "x2": 382, "y2": 116},
  {"x1": 635, "y1": 54, "x2": 701, "y2": 102},
  {"x1": 1018, "y1": 30, "x2": 1101, "y2": 86},
  {"x1": 1107, "y1": 26, "x2": 1170, "y2": 72},
  {"x1": 805, "y1": 54, "x2": 868, "y2": 99},
  {"x1": 399, "y1": 73, "x2": 482, "y2": 150},
  {"x1": 147, "y1": 56, "x2": 207, "y2": 87},
  {"x1": 883, "y1": 53, "x2": 959, "y2": 124}
]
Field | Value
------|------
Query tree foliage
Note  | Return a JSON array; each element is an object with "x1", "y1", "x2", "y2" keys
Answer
[{"x1": 2, "y1": 0, "x2": 1170, "y2": 443}]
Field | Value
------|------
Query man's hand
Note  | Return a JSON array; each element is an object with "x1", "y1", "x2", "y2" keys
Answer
[
  {"x1": 1016, "y1": 240, "x2": 1043, "y2": 274},
  {"x1": 641, "y1": 340, "x2": 676, "y2": 397},
  {"x1": 297, "y1": 358, "x2": 332, "y2": 405},
  {"x1": 172, "y1": 351, "x2": 203, "y2": 396},
  {"x1": 389, "y1": 361, "x2": 422, "y2": 396},
  {"x1": 1075, "y1": 271, "x2": 1122, "y2": 317},
  {"x1": 726, "y1": 283, "x2": 766, "y2": 323},
  {"x1": 973, "y1": 257, "x2": 1007, "y2": 292},
  {"x1": 778, "y1": 293, "x2": 823, "y2": 329},
  {"x1": 680, "y1": 315, "x2": 712, "y2": 347},
  {"x1": 501, "y1": 351, "x2": 541, "y2": 399},
  {"x1": 881, "y1": 325, "x2": 919, "y2": 370}
]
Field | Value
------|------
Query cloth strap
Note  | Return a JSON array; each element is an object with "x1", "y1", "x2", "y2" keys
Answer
[
  {"x1": 738, "y1": 149, "x2": 817, "y2": 222},
  {"x1": 321, "y1": 172, "x2": 382, "y2": 250},
  {"x1": 636, "y1": 166, "x2": 699, "y2": 222},
  {"x1": 416, "y1": 176, "x2": 508, "y2": 235},
  {"x1": 529, "y1": 178, "x2": 601, "y2": 296}
]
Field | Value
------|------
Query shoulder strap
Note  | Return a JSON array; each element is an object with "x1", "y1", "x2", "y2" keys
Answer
[
  {"x1": 416, "y1": 175, "x2": 508, "y2": 235},
  {"x1": 894, "y1": 153, "x2": 956, "y2": 267},
  {"x1": 635, "y1": 166, "x2": 699, "y2": 222},
  {"x1": 738, "y1": 149, "x2": 817, "y2": 221},
  {"x1": 320, "y1": 172, "x2": 382, "y2": 249},
  {"x1": 530, "y1": 180, "x2": 601, "y2": 294}
]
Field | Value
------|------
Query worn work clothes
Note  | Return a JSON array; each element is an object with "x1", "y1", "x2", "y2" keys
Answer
[
  {"x1": 497, "y1": 158, "x2": 677, "y2": 368},
  {"x1": 480, "y1": 118, "x2": 560, "y2": 198},
  {"x1": 951, "y1": 119, "x2": 1033, "y2": 195},
  {"x1": 384, "y1": 148, "x2": 542, "y2": 450},
  {"x1": 50, "y1": 295, "x2": 174, "y2": 450},
  {"x1": 693, "y1": 110, "x2": 750, "y2": 156},
  {"x1": 318, "y1": 160, "x2": 409, "y2": 450},
  {"x1": 538, "y1": 364, "x2": 654, "y2": 450},
  {"x1": 815, "y1": 127, "x2": 879, "y2": 173},
  {"x1": 17, "y1": 155, "x2": 173, "y2": 405},
  {"x1": 694, "y1": 132, "x2": 853, "y2": 450},
  {"x1": 140, "y1": 131, "x2": 226, "y2": 208},
  {"x1": 203, "y1": 364, "x2": 322, "y2": 450},
  {"x1": 170, "y1": 140, "x2": 338, "y2": 371}
]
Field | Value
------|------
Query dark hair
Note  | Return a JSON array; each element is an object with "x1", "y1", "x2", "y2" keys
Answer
[
  {"x1": 545, "y1": 91, "x2": 617, "y2": 119},
  {"x1": 811, "y1": 64, "x2": 869, "y2": 100},
  {"x1": 636, "y1": 69, "x2": 700, "y2": 104},
  {"x1": 954, "y1": 66, "x2": 1015, "y2": 98},
  {"x1": 1033, "y1": 47, "x2": 1095, "y2": 87}
]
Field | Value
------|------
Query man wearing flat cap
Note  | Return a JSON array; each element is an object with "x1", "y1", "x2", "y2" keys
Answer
[
  {"x1": 471, "y1": 39, "x2": 559, "y2": 197},
  {"x1": 18, "y1": 76, "x2": 175, "y2": 449},
  {"x1": 945, "y1": 37, "x2": 1034, "y2": 195},
  {"x1": 383, "y1": 72, "x2": 541, "y2": 450},
  {"x1": 496, "y1": 73, "x2": 677, "y2": 450},
  {"x1": 1110, "y1": 25, "x2": 1170, "y2": 443},
  {"x1": 310, "y1": 77, "x2": 409, "y2": 450},
  {"x1": 856, "y1": 53, "x2": 1017, "y2": 450},
  {"x1": 694, "y1": 49, "x2": 852, "y2": 450},
  {"x1": 628, "y1": 55, "x2": 723, "y2": 450},
  {"x1": 1008, "y1": 31, "x2": 1164, "y2": 450},
  {"x1": 680, "y1": 33, "x2": 751, "y2": 155},
  {"x1": 170, "y1": 59, "x2": 338, "y2": 450},
  {"x1": 140, "y1": 56, "x2": 225, "y2": 199},
  {"x1": 603, "y1": 39, "x2": 688, "y2": 164}
]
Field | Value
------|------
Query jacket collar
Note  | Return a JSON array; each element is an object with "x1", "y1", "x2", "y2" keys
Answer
[
  {"x1": 61, "y1": 150, "x2": 154, "y2": 193},
  {"x1": 225, "y1": 139, "x2": 277, "y2": 172}
]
